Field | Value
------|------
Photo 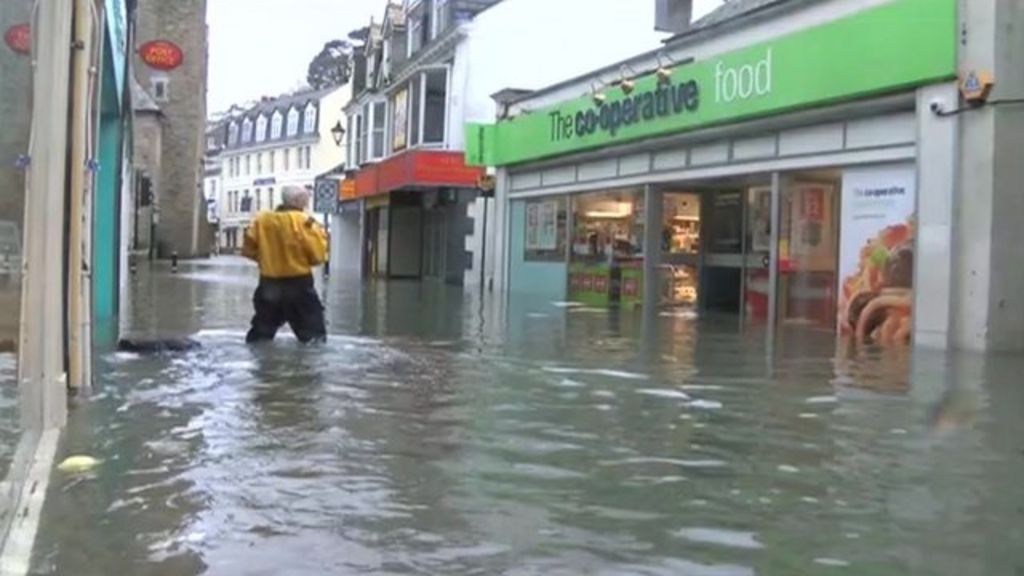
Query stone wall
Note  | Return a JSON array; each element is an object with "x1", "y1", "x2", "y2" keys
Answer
[{"x1": 133, "y1": 0, "x2": 210, "y2": 258}]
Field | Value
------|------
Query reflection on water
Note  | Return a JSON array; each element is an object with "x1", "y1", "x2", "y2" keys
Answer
[
  {"x1": 26, "y1": 259, "x2": 1024, "y2": 575},
  {"x1": 0, "y1": 354, "x2": 15, "y2": 481}
]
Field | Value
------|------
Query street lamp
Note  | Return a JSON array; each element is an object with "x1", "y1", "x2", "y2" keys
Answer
[{"x1": 330, "y1": 120, "x2": 346, "y2": 147}]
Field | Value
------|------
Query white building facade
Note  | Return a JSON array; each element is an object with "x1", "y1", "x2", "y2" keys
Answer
[{"x1": 212, "y1": 86, "x2": 349, "y2": 251}]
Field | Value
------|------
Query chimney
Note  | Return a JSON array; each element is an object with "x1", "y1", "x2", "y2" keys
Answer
[{"x1": 655, "y1": 0, "x2": 694, "y2": 34}]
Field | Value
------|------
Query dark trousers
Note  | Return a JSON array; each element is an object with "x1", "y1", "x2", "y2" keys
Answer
[{"x1": 246, "y1": 275, "x2": 326, "y2": 344}]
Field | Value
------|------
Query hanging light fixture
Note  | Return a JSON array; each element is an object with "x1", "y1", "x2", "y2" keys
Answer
[
  {"x1": 655, "y1": 52, "x2": 677, "y2": 85},
  {"x1": 590, "y1": 80, "x2": 607, "y2": 106},
  {"x1": 619, "y1": 64, "x2": 639, "y2": 95}
]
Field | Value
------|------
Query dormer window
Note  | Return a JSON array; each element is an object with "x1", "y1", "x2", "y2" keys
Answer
[
  {"x1": 228, "y1": 122, "x2": 239, "y2": 145},
  {"x1": 287, "y1": 107, "x2": 300, "y2": 137},
  {"x1": 407, "y1": 0, "x2": 426, "y2": 57},
  {"x1": 271, "y1": 111, "x2": 283, "y2": 139},
  {"x1": 241, "y1": 118, "x2": 253, "y2": 144},
  {"x1": 255, "y1": 114, "x2": 268, "y2": 143},
  {"x1": 431, "y1": 0, "x2": 449, "y2": 39},
  {"x1": 303, "y1": 102, "x2": 317, "y2": 134}
]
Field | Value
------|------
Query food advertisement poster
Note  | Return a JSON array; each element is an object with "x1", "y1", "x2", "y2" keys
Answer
[
  {"x1": 838, "y1": 164, "x2": 916, "y2": 345},
  {"x1": 525, "y1": 200, "x2": 558, "y2": 251},
  {"x1": 392, "y1": 89, "x2": 409, "y2": 151}
]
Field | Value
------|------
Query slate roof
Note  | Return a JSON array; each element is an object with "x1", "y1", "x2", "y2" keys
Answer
[{"x1": 220, "y1": 86, "x2": 338, "y2": 151}]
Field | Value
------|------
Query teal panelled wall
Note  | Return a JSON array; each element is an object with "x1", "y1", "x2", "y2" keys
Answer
[
  {"x1": 93, "y1": 41, "x2": 121, "y2": 327},
  {"x1": 508, "y1": 200, "x2": 567, "y2": 300}
]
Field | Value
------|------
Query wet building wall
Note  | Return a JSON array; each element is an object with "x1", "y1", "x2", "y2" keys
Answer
[
  {"x1": 132, "y1": 0, "x2": 211, "y2": 258},
  {"x1": 0, "y1": 0, "x2": 31, "y2": 349}
]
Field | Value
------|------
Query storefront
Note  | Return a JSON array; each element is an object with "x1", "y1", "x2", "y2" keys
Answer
[
  {"x1": 348, "y1": 149, "x2": 485, "y2": 283},
  {"x1": 468, "y1": 0, "x2": 956, "y2": 346}
]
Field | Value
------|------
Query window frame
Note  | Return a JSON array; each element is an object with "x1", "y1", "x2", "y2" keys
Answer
[
  {"x1": 407, "y1": 0, "x2": 426, "y2": 57},
  {"x1": 303, "y1": 102, "x2": 318, "y2": 134},
  {"x1": 255, "y1": 114, "x2": 268, "y2": 143},
  {"x1": 242, "y1": 118, "x2": 253, "y2": 144},
  {"x1": 287, "y1": 107, "x2": 300, "y2": 137},
  {"x1": 271, "y1": 111, "x2": 283, "y2": 139},
  {"x1": 431, "y1": 0, "x2": 449, "y2": 39},
  {"x1": 371, "y1": 101, "x2": 387, "y2": 160}
]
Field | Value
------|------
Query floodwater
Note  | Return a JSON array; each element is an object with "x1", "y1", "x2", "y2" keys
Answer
[{"x1": 22, "y1": 258, "x2": 1024, "y2": 575}]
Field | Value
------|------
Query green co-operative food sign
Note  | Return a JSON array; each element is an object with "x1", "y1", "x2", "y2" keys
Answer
[{"x1": 465, "y1": 0, "x2": 955, "y2": 167}]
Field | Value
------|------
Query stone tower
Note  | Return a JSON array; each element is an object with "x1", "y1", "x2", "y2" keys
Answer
[{"x1": 132, "y1": 0, "x2": 211, "y2": 258}]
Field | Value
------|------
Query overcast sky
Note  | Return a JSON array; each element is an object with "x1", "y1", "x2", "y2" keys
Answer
[{"x1": 206, "y1": 0, "x2": 725, "y2": 115}]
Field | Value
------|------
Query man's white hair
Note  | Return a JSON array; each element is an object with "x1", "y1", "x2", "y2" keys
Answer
[{"x1": 281, "y1": 186, "x2": 310, "y2": 209}]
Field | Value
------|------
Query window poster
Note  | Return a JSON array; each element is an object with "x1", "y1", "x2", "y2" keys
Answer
[
  {"x1": 838, "y1": 164, "x2": 916, "y2": 345},
  {"x1": 392, "y1": 89, "x2": 409, "y2": 151},
  {"x1": 525, "y1": 200, "x2": 558, "y2": 251}
]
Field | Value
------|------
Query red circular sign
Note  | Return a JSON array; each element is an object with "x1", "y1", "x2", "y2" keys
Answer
[
  {"x1": 4, "y1": 24, "x2": 31, "y2": 56},
  {"x1": 138, "y1": 40, "x2": 183, "y2": 71}
]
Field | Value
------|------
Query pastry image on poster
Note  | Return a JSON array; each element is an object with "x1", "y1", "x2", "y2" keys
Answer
[{"x1": 838, "y1": 164, "x2": 916, "y2": 345}]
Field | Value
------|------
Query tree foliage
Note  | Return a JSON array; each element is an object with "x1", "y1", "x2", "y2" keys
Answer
[
  {"x1": 306, "y1": 27, "x2": 371, "y2": 91},
  {"x1": 306, "y1": 40, "x2": 354, "y2": 90}
]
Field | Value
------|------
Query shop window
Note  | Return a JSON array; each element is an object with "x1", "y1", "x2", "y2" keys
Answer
[
  {"x1": 571, "y1": 190, "x2": 644, "y2": 261},
  {"x1": 423, "y1": 69, "x2": 447, "y2": 144},
  {"x1": 569, "y1": 189, "x2": 645, "y2": 307},
  {"x1": 777, "y1": 173, "x2": 840, "y2": 330},
  {"x1": 523, "y1": 197, "x2": 567, "y2": 262}
]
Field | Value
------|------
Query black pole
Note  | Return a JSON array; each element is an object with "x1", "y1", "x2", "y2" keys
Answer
[{"x1": 479, "y1": 195, "x2": 488, "y2": 294}]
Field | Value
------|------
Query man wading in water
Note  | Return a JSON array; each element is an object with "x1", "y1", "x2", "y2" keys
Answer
[{"x1": 242, "y1": 186, "x2": 328, "y2": 344}]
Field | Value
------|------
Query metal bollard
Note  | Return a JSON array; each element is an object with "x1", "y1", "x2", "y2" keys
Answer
[{"x1": 171, "y1": 251, "x2": 179, "y2": 274}]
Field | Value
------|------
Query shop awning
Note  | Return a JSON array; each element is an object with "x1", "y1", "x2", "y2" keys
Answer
[{"x1": 352, "y1": 150, "x2": 484, "y2": 199}]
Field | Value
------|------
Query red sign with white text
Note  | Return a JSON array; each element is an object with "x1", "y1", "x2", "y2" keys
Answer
[
  {"x1": 139, "y1": 40, "x2": 184, "y2": 71},
  {"x1": 4, "y1": 24, "x2": 31, "y2": 55}
]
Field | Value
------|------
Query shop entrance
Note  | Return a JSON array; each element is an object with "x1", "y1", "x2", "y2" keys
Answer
[
  {"x1": 658, "y1": 181, "x2": 773, "y2": 321},
  {"x1": 422, "y1": 208, "x2": 447, "y2": 281}
]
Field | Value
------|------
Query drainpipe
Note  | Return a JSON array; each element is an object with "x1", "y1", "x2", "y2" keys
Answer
[{"x1": 66, "y1": 0, "x2": 99, "y2": 393}]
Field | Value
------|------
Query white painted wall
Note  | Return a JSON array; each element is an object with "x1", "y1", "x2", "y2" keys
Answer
[
  {"x1": 457, "y1": 0, "x2": 667, "y2": 287},
  {"x1": 330, "y1": 207, "x2": 363, "y2": 275},
  {"x1": 454, "y1": 0, "x2": 669, "y2": 140}
]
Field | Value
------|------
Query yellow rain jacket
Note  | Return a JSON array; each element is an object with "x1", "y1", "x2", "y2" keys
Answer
[{"x1": 242, "y1": 208, "x2": 328, "y2": 279}]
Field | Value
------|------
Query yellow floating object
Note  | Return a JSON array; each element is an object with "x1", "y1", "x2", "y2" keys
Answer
[{"x1": 57, "y1": 455, "x2": 100, "y2": 473}]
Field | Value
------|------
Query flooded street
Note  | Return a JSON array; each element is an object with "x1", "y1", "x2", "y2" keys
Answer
[{"x1": 25, "y1": 258, "x2": 1024, "y2": 575}]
